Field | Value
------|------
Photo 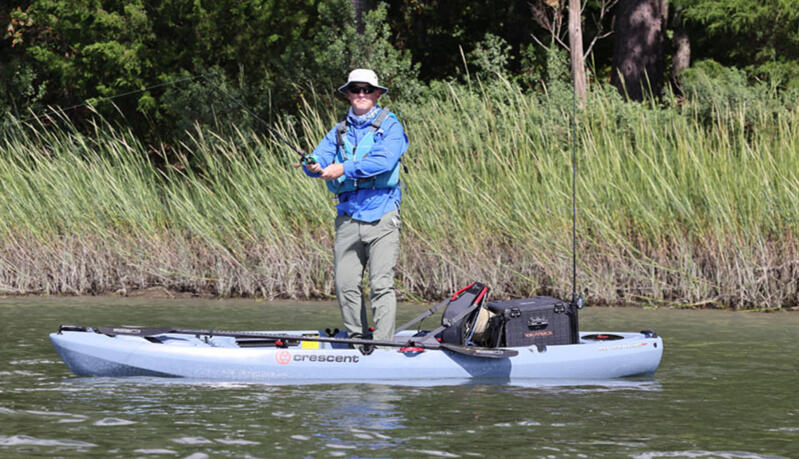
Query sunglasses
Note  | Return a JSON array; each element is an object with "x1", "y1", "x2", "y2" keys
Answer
[{"x1": 347, "y1": 85, "x2": 376, "y2": 94}]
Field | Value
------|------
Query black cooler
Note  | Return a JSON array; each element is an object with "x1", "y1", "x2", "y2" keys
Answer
[{"x1": 486, "y1": 296, "x2": 579, "y2": 347}]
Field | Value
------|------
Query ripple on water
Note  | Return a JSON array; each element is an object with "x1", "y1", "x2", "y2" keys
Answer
[
  {"x1": 133, "y1": 449, "x2": 178, "y2": 455},
  {"x1": 410, "y1": 449, "x2": 460, "y2": 458},
  {"x1": 94, "y1": 417, "x2": 137, "y2": 426},
  {"x1": 9, "y1": 359, "x2": 59, "y2": 365},
  {"x1": 0, "y1": 434, "x2": 96, "y2": 447},
  {"x1": 181, "y1": 453, "x2": 209, "y2": 459},
  {"x1": 326, "y1": 443, "x2": 358, "y2": 450},
  {"x1": 516, "y1": 420, "x2": 542, "y2": 426},
  {"x1": 171, "y1": 436, "x2": 214, "y2": 445},
  {"x1": 632, "y1": 451, "x2": 788, "y2": 459},
  {"x1": 0, "y1": 409, "x2": 88, "y2": 424},
  {"x1": 214, "y1": 438, "x2": 260, "y2": 445},
  {"x1": 0, "y1": 370, "x2": 43, "y2": 377}
]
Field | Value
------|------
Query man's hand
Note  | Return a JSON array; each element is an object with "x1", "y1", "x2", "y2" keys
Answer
[
  {"x1": 320, "y1": 163, "x2": 345, "y2": 181},
  {"x1": 298, "y1": 162, "x2": 322, "y2": 173},
  {"x1": 294, "y1": 152, "x2": 322, "y2": 171}
]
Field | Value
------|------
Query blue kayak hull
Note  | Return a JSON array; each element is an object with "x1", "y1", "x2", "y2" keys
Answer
[{"x1": 50, "y1": 329, "x2": 663, "y2": 384}]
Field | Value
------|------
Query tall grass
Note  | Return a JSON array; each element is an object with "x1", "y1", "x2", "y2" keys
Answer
[{"x1": 0, "y1": 83, "x2": 796, "y2": 308}]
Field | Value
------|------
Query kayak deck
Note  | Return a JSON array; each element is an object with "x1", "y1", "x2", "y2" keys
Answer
[{"x1": 50, "y1": 328, "x2": 663, "y2": 384}]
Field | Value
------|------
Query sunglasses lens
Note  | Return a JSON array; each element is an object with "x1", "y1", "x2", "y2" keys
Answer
[{"x1": 349, "y1": 86, "x2": 375, "y2": 94}]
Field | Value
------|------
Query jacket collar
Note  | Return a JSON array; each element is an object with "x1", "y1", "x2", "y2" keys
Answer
[{"x1": 347, "y1": 106, "x2": 381, "y2": 127}]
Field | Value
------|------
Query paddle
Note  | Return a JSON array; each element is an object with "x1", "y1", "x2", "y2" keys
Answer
[
  {"x1": 395, "y1": 298, "x2": 449, "y2": 332},
  {"x1": 91, "y1": 326, "x2": 518, "y2": 359},
  {"x1": 438, "y1": 343, "x2": 518, "y2": 358}
]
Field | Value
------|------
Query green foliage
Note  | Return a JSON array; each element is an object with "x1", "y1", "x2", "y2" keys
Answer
[
  {"x1": 21, "y1": 1, "x2": 154, "y2": 111},
  {"x1": 383, "y1": 0, "x2": 533, "y2": 80},
  {"x1": 466, "y1": 33, "x2": 512, "y2": 81},
  {"x1": 3, "y1": 0, "x2": 799, "y2": 148},
  {"x1": 680, "y1": 59, "x2": 753, "y2": 105},
  {"x1": 1, "y1": 0, "x2": 420, "y2": 140},
  {"x1": 279, "y1": 1, "x2": 421, "y2": 105},
  {"x1": 0, "y1": 59, "x2": 45, "y2": 118},
  {"x1": 512, "y1": 44, "x2": 572, "y2": 101},
  {"x1": 2, "y1": 0, "x2": 330, "y2": 140},
  {"x1": 158, "y1": 68, "x2": 266, "y2": 141},
  {"x1": 678, "y1": 59, "x2": 799, "y2": 128},
  {"x1": 679, "y1": 0, "x2": 799, "y2": 89}
]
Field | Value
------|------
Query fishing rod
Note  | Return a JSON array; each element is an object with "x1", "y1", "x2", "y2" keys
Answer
[
  {"x1": 6, "y1": 74, "x2": 206, "y2": 127},
  {"x1": 199, "y1": 73, "x2": 314, "y2": 164},
  {"x1": 571, "y1": 75, "x2": 585, "y2": 310},
  {"x1": 4, "y1": 71, "x2": 315, "y2": 164}
]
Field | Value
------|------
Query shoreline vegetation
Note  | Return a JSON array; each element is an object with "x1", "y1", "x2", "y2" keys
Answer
[{"x1": 1, "y1": 81, "x2": 797, "y2": 310}]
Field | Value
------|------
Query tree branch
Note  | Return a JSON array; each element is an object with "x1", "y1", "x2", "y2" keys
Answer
[
  {"x1": 529, "y1": 0, "x2": 570, "y2": 51},
  {"x1": 583, "y1": 0, "x2": 618, "y2": 60}
]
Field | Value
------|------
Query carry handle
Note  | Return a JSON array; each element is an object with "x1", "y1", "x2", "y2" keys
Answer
[{"x1": 527, "y1": 317, "x2": 549, "y2": 330}]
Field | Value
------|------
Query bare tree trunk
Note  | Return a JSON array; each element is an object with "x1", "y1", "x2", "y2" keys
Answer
[
  {"x1": 670, "y1": 5, "x2": 690, "y2": 95},
  {"x1": 352, "y1": 0, "x2": 369, "y2": 34},
  {"x1": 610, "y1": 0, "x2": 667, "y2": 101},
  {"x1": 569, "y1": 0, "x2": 587, "y2": 107},
  {"x1": 672, "y1": 31, "x2": 690, "y2": 79}
]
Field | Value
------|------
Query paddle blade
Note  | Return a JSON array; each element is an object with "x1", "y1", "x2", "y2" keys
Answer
[{"x1": 439, "y1": 343, "x2": 518, "y2": 358}]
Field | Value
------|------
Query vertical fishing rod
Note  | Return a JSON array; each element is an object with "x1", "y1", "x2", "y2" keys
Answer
[{"x1": 571, "y1": 73, "x2": 584, "y2": 309}]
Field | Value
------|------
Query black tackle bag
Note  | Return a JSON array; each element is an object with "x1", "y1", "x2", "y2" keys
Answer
[
  {"x1": 485, "y1": 296, "x2": 579, "y2": 347},
  {"x1": 438, "y1": 282, "x2": 489, "y2": 345}
]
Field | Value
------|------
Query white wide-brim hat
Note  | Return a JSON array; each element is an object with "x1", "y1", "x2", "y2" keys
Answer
[{"x1": 337, "y1": 68, "x2": 389, "y2": 94}]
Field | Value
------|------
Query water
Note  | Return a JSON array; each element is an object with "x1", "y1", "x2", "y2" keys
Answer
[{"x1": 1, "y1": 297, "x2": 797, "y2": 458}]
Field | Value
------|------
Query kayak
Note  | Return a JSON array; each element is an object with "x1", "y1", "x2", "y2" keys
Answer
[{"x1": 49, "y1": 326, "x2": 663, "y2": 384}]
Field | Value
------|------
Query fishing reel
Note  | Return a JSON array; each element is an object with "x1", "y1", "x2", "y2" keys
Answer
[{"x1": 573, "y1": 289, "x2": 586, "y2": 309}]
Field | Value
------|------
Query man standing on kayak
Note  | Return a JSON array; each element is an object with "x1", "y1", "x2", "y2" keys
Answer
[{"x1": 300, "y1": 69, "x2": 408, "y2": 352}]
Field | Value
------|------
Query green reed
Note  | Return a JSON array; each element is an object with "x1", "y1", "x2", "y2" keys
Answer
[{"x1": 0, "y1": 82, "x2": 796, "y2": 308}]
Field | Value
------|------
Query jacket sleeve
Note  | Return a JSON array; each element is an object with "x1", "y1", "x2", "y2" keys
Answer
[
  {"x1": 341, "y1": 116, "x2": 408, "y2": 179},
  {"x1": 302, "y1": 125, "x2": 338, "y2": 177}
]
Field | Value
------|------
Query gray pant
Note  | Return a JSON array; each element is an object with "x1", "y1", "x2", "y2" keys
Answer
[{"x1": 334, "y1": 210, "x2": 401, "y2": 342}]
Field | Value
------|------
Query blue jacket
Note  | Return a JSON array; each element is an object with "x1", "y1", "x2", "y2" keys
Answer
[{"x1": 303, "y1": 107, "x2": 408, "y2": 223}]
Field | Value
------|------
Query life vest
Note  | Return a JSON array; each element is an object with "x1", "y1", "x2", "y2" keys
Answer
[{"x1": 326, "y1": 108, "x2": 401, "y2": 195}]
